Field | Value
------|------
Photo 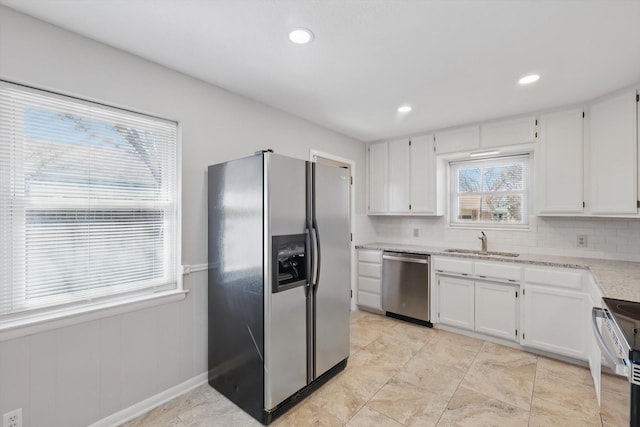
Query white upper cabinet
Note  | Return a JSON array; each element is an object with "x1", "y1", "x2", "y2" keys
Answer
[
  {"x1": 481, "y1": 116, "x2": 536, "y2": 148},
  {"x1": 367, "y1": 136, "x2": 442, "y2": 216},
  {"x1": 589, "y1": 90, "x2": 638, "y2": 215},
  {"x1": 434, "y1": 126, "x2": 480, "y2": 154},
  {"x1": 536, "y1": 109, "x2": 584, "y2": 215},
  {"x1": 367, "y1": 141, "x2": 388, "y2": 213},
  {"x1": 388, "y1": 138, "x2": 411, "y2": 213},
  {"x1": 410, "y1": 134, "x2": 441, "y2": 214}
]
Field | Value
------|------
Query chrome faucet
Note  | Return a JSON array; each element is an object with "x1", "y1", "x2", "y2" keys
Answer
[{"x1": 478, "y1": 231, "x2": 487, "y2": 252}]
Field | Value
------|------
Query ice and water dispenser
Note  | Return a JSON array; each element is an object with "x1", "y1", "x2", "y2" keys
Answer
[{"x1": 272, "y1": 234, "x2": 308, "y2": 293}]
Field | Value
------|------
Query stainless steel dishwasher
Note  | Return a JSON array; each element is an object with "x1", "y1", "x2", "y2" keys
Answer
[{"x1": 382, "y1": 251, "x2": 432, "y2": 326}]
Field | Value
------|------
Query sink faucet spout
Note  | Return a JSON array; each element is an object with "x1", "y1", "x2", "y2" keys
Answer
[{"x1": 478, "y1": 231, "x2": 487, "y2": 252}]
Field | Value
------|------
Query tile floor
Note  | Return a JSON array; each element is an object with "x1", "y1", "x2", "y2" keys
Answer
[{"x1": 122, "y1": 310, "x2": 616, "y2": 427}]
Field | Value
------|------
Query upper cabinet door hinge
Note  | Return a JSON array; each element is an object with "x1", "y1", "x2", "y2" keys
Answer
[
  {"x1": 535, "y1": 119, "x2": 538, "y2": 126},
  {"x1": 636, "y1": 93, "x2": 639, "y2": 102},
  {"x1": 583, "y1": 201, "x2": 586, "y2": 208},
  {"x1": 350, "y1": 233, "x2": 353, "y2": 242},
  {"x1": 409, "y1": 140, "x2": 412, "y2": 146},
  {"x1": 637, "y1": 200, "x2": 640, "y2": 208},
  {"x1": 583, "y1": 111, "x2": 586, "y2": 118},
  {"x1": 522, "y1": 288, "x2": 525, "y2": 296},
  {"x1": 409, "y1": 204, "x2": 412, "y2": 211},
  {"x1": 535, "y1": 131, "x2": 538, "y2": 138},
  {"x1": 515, "y1": 291, "x2": 518, "y2": 298},
  {"x1": 350, "y1": 176, "x2": 353, "y2": 185}
]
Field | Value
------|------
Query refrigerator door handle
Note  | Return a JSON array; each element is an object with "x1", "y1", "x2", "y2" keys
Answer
[
  {"x1": 305, "y1": 226, "x2": 312, "y2": 295},
  {"x1": 312, "y1": 222, "x2": 321, "y2": 291}
]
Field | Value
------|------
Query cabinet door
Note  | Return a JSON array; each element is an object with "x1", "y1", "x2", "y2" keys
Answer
[
  {"x1": 437, "y1": 276, "x2": 474, "y2": 330},
  {"x1": 410, "y1": 134, "x2": 437, "y2": 214},
  {"x1": 368, "y1": 142, "x2": 388, "y2": 213},
  {"x1": 536, "y1": 109, "x2": 584, "y2": 214},
  {"x1": 388, "y1": 139, "x2": 411, "y2": 213},
  {"x1": 475, "y1": 282, "x2": 518, "y2": 341},
  {"x1": 589, "y1": 90, "x2": 638, "y2": 215},
  {"x1": 522, "y1": 284, "x2": 588, "y2": 360},
  {"x1": 481, "y1": 116, "x2": 536, "y2": 148},
  {"x1": 435, "y1": 126, "x2": 480, "y2": 154}
]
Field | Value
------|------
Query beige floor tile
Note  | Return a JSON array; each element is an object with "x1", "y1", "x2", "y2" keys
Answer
[
  {"x1": 601, "y1": 371, "x2": 629, "y2": 395},
  {"x1": 600, "y1": 389, "x2": 629, "y2": 427},
  {"x1": 345, "y1": 406, "x2": 405, "y2": 427},
  {"x1": 394, "y1": 350, "x2": 469, "y2": 400},
  {"x1": 533, "y1": 369, "x2": 600, "y2": 417},
  {"x1": 529, "y1": 396, "x2": 602, "y2": 427},
  {"x1": 308, "y1": 363, "x2": 390, "y2": 422},
  {"x1": 460, "y1": 342, "x2": 537, "y2": 411},
  {"x1": 350, "y1": 320, "x2": 383, "y2": 352},
  {"x1": 361, "y1": 331, "x2": 423, "y2": 368},
  {"x1": 366, "y1": 378, "x2": 449, "y2": 427},
  {"x1": 272, "y1": 400, "x2": 344, "y2": 427},
  {"x1": 536, "y1": 356, "x2": 594, "y2": 387},
  {"x1": 436, "y1": 386, "x2": 529, "y2": 427}
]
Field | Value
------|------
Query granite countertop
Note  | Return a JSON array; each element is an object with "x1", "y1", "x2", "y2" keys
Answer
[{"x1": 356, "y1": 242, "x2": 640, "y2": 303}]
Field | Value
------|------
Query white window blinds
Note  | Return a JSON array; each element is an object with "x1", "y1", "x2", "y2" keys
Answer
[
  {"x1": 0, "y1": 82, "x2": 179, "y2": 323},
  {"x1": 450, "y1": 155, "x2": 529, "y2": 228}
]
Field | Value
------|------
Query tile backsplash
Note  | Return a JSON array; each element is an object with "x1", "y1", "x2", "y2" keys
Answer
[{"x1": 371, "y1": 216, "x2": 640, "y2": 262}]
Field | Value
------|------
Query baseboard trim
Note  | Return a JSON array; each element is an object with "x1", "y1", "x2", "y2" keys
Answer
[{"x1": 89, "y1": 372, "x2": 208, "y2": 427}]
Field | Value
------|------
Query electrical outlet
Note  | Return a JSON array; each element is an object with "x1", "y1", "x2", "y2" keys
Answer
[
  {"x1": 577, "y1": 234, "x2": 588, "y2": 248},
  {"x1": 413, "y1": 228, "x2": 420, "y2": 237},
  {"x1": 3, "y1": 408, "x2": 22, "y2": 427}
]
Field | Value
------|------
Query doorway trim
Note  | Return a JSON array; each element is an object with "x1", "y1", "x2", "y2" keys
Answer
[{"x1": 309, "y1": 149, "x2": 357, "y2": 311}]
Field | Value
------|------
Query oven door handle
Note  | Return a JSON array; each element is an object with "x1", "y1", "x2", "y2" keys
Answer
[{"x1": 592, "y1": 307, "x2": 624, "y2": 368}]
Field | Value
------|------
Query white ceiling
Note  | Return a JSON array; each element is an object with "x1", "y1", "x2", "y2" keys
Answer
[{"x1": 2, "y1": 0, "x2": 640, "y2": 142}]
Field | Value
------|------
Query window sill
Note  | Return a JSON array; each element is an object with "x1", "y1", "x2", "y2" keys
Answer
[
  {"x1": 0, "y1": 289, "x2": 189, "y2": 342},
  {"x1": 448, "y1": 224, "x2": 531, "y2": 232}
]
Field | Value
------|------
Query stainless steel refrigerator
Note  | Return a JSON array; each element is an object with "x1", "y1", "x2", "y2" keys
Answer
[{"x1": 207, "y1": 151, "x2": 350, "y2": 424}]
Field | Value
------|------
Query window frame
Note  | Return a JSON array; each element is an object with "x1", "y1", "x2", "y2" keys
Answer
[
  {"x1": 0, "y1": 80, "x2": 184, "y2": 338},
  {"x1": 448, "y1": 153, "x2": 531, "y2": 230}
]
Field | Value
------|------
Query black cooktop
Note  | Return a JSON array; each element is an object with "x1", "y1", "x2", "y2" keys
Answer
[{"x1": 603, "y1": 297, "x2": 640, "y2": 351}]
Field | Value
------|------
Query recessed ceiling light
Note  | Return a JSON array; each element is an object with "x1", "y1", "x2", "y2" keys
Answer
[
  {"x1": 289, "y1": 28, "x2": 314, "y2": 44},
  {"x1": 397, "y1": 105, "x2": 412, "y2": 113},
  {"x1": 518, "y1": 74, "x2": 540, "y2": 85}
]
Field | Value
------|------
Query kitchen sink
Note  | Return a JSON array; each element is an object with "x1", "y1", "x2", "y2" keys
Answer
[{"x1": 444, "y1": 248, "x2": 520, "y2": 258}]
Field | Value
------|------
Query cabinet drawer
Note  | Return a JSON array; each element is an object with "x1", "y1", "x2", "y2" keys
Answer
[
  {"x1": 474, "y1": 261, "x2": 521, "y2": 282},
  {"x1": 358, "y1": 276, "x2": 381, "y2": 294},
  {"x1": 358, "y1": 262, "x2": 381, "y2": 278},
  {"x1": 433, "y1": 257, "x2": 473, "y2": 275},
  {"x1": 358, "y1": 249, "x2": 382, "y2": 264},
  {"x1": 524, "y1": 267, "x2": 583, "y2": 290},
  {"x1": 358, "y1": 291, "x2": 382, "y2": 310}
]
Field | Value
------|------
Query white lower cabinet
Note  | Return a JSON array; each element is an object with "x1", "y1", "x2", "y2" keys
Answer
[
  {"x1": 437, "y1": 275, "x2": 475, "y2": 330},
  {"x1": 475, "y1": 281, "x2": 518, "y2": 341},
  {"x1": 357, "y1": 249, "x2": 383, "y2": 311},
  {"x1": 521, "y1": 284, "x2": 589, "y2": 360},
  {"x1": 437, "y1": 275, "x2": 518, "y2": 340}
]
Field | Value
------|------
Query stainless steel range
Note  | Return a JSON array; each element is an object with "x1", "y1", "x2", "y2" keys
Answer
[{"x1": 593, "y1": 297, "x2": 640, "y2": 426}]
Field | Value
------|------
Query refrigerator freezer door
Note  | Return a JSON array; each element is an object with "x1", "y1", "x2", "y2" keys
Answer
[
  {"x1": 313, "y1": 162, "x2": 350, "y2": 379},
  {"x1": 264, "y1": 154, "x2": 308, "y2": 410}
]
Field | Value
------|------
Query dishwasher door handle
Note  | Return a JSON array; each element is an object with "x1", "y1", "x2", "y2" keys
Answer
[{"x1": 382, "y1": 254, "x2": 428, "y2": 264}]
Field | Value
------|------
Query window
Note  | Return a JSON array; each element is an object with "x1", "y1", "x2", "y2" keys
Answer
[
  {"x1": 450, "y1": 155, "x2": 529, "y2": 228},
  {"x1": 0, "y1": 82, "x2": 179, "y2": 326}
]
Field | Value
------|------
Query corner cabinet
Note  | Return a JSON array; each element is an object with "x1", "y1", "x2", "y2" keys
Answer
[
  {"x1": 367, "y1": 135, "x2": 442, "y2": 216},
  {"x1": 535, "y1": 108, "x2": 585, "y2": 215},
  {"x1": 588, "y1": 89, "x2": 639, "y2": 216},
  {"x1": 521, "y1": 266, "x2": 589, "y2": 361}
]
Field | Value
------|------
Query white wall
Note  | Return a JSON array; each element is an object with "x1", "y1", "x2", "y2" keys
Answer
[
  {"x1": 0, "y1": 6, "x2": 371, "y2": 426},
  {"x1": 374, "y1": 215, "x2": 640, "y2": 261}
]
